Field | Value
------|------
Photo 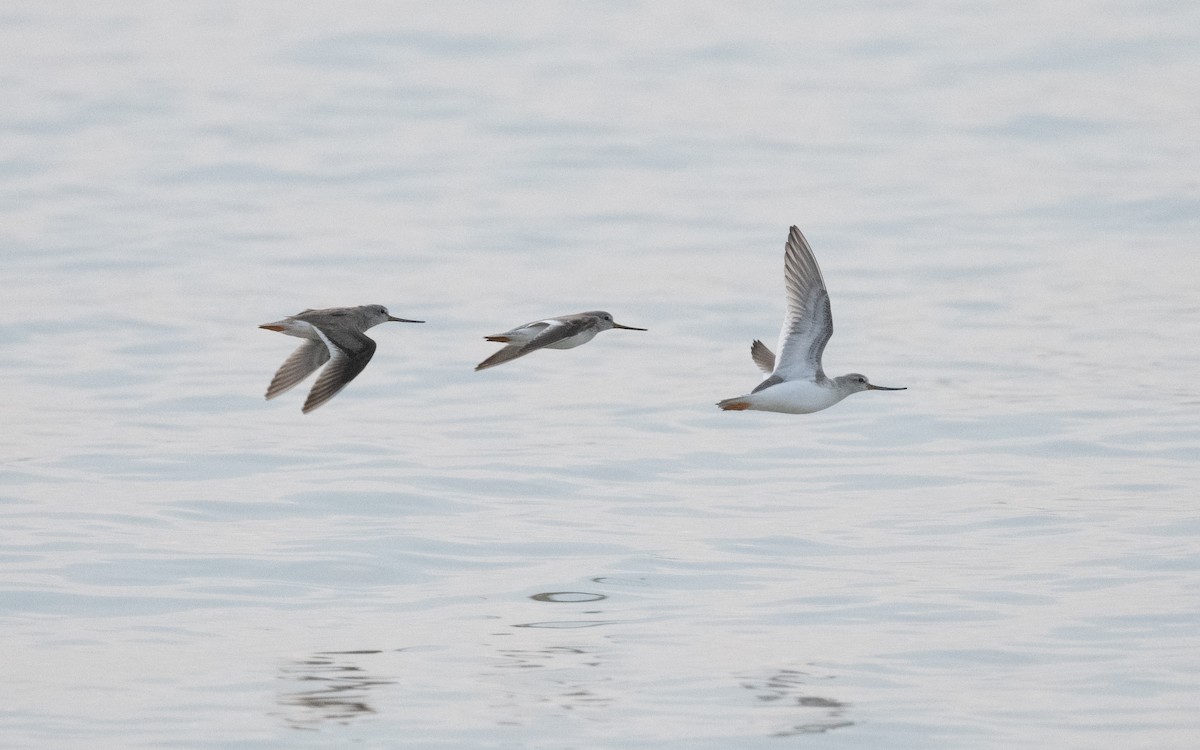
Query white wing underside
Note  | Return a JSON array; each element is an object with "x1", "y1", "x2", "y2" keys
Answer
[
  {"x1": 770, "y1": 225, "x2": 833, "y2": 383},
  {"x1": 496, "y1": 319, "x2": 553, "y2": 344}
]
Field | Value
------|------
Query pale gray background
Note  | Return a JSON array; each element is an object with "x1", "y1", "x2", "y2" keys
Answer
[{"x1": 2, "y1": 2, "x2": 1198, "y2": 748}]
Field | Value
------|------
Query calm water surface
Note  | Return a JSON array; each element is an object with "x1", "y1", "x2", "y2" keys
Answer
[{"x1": 3, "y1": 2, "x2": 1199, "y2": 748}]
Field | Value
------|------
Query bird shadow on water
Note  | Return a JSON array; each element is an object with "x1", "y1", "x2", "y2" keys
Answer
[
  {"x1": 740, "y1": 668, "x2": 854, "y2": 737},
  {"x1": 275, "y1": 650, "x2": 396, "y2": 731}
]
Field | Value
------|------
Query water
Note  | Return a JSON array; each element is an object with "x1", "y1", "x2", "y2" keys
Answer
[{"x1": 3, "y1": 2, "x2": 1199, "y2": 748}]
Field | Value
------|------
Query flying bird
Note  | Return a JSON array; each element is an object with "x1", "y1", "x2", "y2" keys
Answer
[
  {"x1": 259, "y1": 305, "x2": 423, "y2": 413},
  {"x1": 476, "y1": 311, "x2": 646, "y2": 371},
  {"x1": 718, "y1": 226, "x2": 905, "y2": 414}
]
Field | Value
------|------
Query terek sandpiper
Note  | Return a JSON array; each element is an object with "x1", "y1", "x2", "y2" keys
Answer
[
  {"x1": 260, "y1": 305, "x2": 423, "y2": 413},
  {"x1": 476, "y1": 311, "x2": 645, "y2": 371},
  {"x1": 718, "y1": 226, "x2": 904, "y2": 414}
]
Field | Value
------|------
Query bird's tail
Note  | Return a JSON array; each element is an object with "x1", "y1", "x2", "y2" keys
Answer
[{"x1": 717, "y1": 397, "x2": 752, "y2": 411}]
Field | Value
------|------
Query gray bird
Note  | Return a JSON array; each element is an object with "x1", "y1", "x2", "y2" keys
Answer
[
  {"x1": 259, "y1": 305, "x2": 423, "y2": 413},
  {"x1": 475, "y1": 311, "x2": 646, "y2": 371}
]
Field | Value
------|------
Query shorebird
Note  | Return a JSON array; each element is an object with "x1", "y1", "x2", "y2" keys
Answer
[
  {"x1": 259, "y1": 305, "x2": 423, "y2": 413},
  {"x1": 475, "y1": 311, "x2": 646, "y2": 371},
  {"x1": 718, "y1": 226, "x2": 905, "y2": 414}
]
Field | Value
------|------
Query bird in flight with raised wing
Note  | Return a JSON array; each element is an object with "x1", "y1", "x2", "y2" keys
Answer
[{"x1": 718, "y1": 226, "x2": 905, "y2": 414}]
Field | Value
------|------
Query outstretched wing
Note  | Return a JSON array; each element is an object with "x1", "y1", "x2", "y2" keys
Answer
[
  {"x1": 518, "y1": 316, "x2": 590, "y2": 349},
  {"x1": 475, "y1": 342, "x2": 533, "y2": 371},
  {"x1": 770, "y1": 225, "x2": 833, "y2": 381},
  {"x1": 265, "y1": 339, "x2": 331, "y2": 400},
  {"x1": 302, "y1": 327, "x2": 377, "y2": 413},
  {"x1": 475, "y1": 317, "x2": 590, "y2": 371}
]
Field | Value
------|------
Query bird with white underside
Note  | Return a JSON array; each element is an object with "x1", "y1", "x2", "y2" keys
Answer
[
  {"x1": 475, "y1": 311, "x2": 646, "y2": 371},
  {"x1": 718, "y1": 226, "x2": 905, "y2": 414}
]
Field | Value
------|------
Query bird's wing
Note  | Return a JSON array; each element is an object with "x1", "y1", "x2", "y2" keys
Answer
[
  {"x1": 771, "y1": 225, "x2": 833, "y2": 381},
  {"x1": 265, "y1": 339, "x2": 331, "y2": 400},
  {"x1": 750, "y1": 339, "x2": 776, "y2": 374},
  {"x1": 485, "y1": 319, "x2": 551, "y2": 343},
  {"x1": 301, "y1": 327, "x2": 377, "y2": 413},
  {"x1": 475, "y1": 317, "x2": 587, "y2": 371},
  {"x1": 518, "y1": 316, "x2": 590, "y2": 351}
]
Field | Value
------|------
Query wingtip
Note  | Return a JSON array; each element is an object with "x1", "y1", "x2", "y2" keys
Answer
[
  {"x1": 475, "y1": 344, "x2": 528, "y2": 371},
  {"x1": 474, "y1": 358, "x2": 508, "y2": 371}
]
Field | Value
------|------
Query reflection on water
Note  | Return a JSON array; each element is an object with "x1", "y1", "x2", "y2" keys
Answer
[
  {"x1": 277, "y1": 650, "x2": 395, "y2": 731},
  {"x1": 742, "y1": 668, "x2": 854, "y2": 737},
  {"x1": 518, "y1": 589, "x2": 615, "y2": 628},
  {"x1": 275, "y1": 644, "x2": 852, "y2": 739},
  {"x1": 489, "y1": 644, "x2": 616, "y2": 719},
  {"x1": 494, "y1": 590, "x2": 616, "y2": 715},
  {"x1": 530, "y1": 591, "x2": 608, "y2": 603},
  {"x1": 513, "y1": 620, "x2": 616, "y2": 629}
]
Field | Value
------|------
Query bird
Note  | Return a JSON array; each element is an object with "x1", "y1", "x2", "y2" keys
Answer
[
  {"x1": 717, "y1": 226, "x2": 905, "y2": 413},
  {"x1": 475, "y1": 311, "x2": 646, "y2": 371},
  {"x1": 259, "y1": 305, "x2": 423, "y2": 413}
]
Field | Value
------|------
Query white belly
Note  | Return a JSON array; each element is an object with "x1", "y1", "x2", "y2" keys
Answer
[
  {"x1": 743, "y1": 379, "x2": 846, "y2": 414},
  {"x1": 544, "y1": 330, "x2": 599, "y2": 349}
]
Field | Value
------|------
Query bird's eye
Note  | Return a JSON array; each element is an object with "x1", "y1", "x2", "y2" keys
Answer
[{"x1": 858, "y1": 377, "x2": 866, "y2": 383}]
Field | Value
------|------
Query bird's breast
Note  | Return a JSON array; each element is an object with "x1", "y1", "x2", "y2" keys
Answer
[{"x1": 745, "y1": 379, "x2": 845, "y2": 414}]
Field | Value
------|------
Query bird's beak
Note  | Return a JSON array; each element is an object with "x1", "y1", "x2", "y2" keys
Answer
[
  {"x1": 387, "y1": 316, "x2": 424, "y2": 323},
  {"x1": 867, "y1": 384, "x2": 906, "y2": 391},
  {"x1": 612, "y1": 322, "x2": 647, "y2": 331}
]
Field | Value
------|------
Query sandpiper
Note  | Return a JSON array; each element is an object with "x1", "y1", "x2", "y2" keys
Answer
[
  {"x1": 259, "y1": 305, "x2": 423, "y2": 413},
  {"x1": 718, "y1": 226, "x2": 905, "y2": 414},
  {"x1": 475, "y1": 311, "x2": 646, "y2": 371}
]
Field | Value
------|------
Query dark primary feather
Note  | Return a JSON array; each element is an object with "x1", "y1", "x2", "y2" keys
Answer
[
  {"x1": 750, "y1": 339, "x2": 775, "y2": 374},
  {"x1": 301, "y1": 329, "x2": 377, "y2": 413},
  {"x1": 752, "y1": 373, "x2": 784, "y2": 394}
]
